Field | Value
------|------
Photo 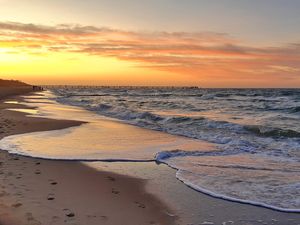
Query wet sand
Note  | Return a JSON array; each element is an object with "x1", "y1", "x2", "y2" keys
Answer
[{"x1": 0, "y1": 93, "x2": 175, "y2": 225}]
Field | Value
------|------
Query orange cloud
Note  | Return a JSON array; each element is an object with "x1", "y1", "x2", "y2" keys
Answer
[{"x1": 0, "y1": 21, "x2": 299, "y2": 87}]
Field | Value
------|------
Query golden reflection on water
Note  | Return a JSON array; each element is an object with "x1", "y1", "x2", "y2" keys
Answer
[
  {"x1": 4, "y1": 101, "x2": 20, "y2": 104},
  {"x1": 0, "y1": 91, "x2": 217, "y2": 160},
  {"x1": 7, "y1": 108, "x2": 39, "y2": 115},
  {"x1": 1, "y1": 120, "x2": 216, "y2": 160}
]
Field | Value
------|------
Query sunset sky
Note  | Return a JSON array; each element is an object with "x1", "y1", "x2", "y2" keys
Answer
[{"x1": 0, "y1": 0, "x2": 299, "y2": 87}]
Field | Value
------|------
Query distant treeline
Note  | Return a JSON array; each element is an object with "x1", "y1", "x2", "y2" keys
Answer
[{"x1": 0, "y1": 79, "x2": 29, "y2": 87}]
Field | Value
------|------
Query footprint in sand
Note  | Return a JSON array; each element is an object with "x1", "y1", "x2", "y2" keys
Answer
[
  {"x1": 47, "y1": 193, "x2": 55, "y2": 200},
  {"x1": 35, "y1": 170, "x2": 41, "y2": 175},
  {"x1": 100, "y1": 215, "x2": 108, "y2": 220},
  {"x1": 111, "y1": 188, "x2": 120, "y2": 194},
  {"x1": 63, "y1": 209, "x2": 75, "y2": 218},
  {"x1": 134, "y1": 201, "x2": 146, "y2": 209},
  {"x1": 106, "y1": 176, "x2": 116, "y2": 181},
  {"x1": 11, "y1": 202, "x2": 23, "y2": 208},
  {"x1": 48, "y1": 179, "x2": 58, "y2": 185}
]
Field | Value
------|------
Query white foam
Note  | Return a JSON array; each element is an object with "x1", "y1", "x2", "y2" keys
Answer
[
  {"x1": 176, "y1": 172, "x2": 300, "y2": 213},
  {"x1": 158, "y1": 154, "x2": 300, "y2": 212}
]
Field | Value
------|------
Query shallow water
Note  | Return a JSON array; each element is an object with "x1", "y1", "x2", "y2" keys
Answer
[
  {"x1": 0, "y1": 89, "x2": 299, "y2": 212},
  {"x1": 4, "y1": 100, "x2": 20, "y2": 104},
  {"x1": 7, "y1": 108, "x2": 39, "y2": 114}
]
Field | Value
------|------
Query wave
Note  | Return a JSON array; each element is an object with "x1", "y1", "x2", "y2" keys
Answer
[
  {"x1": 155, "y1": 149, "x2": 225, "y2": 161},
  {"x1": 291, "y1": 106, "x2": 300, "y2": 113},
  {"x1": 155, "y1": 150, "x2": 300, "y2": 213},
  {"x1": 175, "y1": 172, "x2": 300, "y2": 213},
  {"x1": 60, "y1": 96, "x2": 300, "y2": 141},
  {"x1": 53, "y1": 89, "x2": 300, "y2": 161},
  {"x1": 245, "y1": 125, "x2": 300, "y2": 138}
]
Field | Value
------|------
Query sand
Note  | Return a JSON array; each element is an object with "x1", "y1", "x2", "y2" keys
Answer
[
  {"x1": 0, "y1": 91, "x2": 175, "y2": 225},
  {"x1": 0, "y1": 87, "x2": 33, "y2": 99}
]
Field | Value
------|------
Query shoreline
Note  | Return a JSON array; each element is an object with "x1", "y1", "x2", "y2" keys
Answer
[
  {"x1": 0, "y1": 90, "x2": 300, "y2": 225},
  {"x1": 4, "y1": 90, "x2": 300, "y2": 214},
  {"x1": 0, "y1": 92, "x2": 175, "y2": 225}
]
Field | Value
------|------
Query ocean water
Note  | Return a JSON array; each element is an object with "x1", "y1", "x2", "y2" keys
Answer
[{"x1": 1, "y1": 88, "x2": 300, "y2": 212}]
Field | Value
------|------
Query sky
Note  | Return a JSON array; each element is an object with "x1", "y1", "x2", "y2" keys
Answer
[{"x1": 0, "y1": 0, "x2": 299, "y2": 87}]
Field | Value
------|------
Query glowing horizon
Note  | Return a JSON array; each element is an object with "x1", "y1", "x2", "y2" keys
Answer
[{"x1": 0, "y1": 1, "x2": 299, "y2": 87}]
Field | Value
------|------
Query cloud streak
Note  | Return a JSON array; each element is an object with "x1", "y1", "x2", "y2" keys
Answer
[{"x1": 0, "y1": 21, "x2": 299, "y2": 85}]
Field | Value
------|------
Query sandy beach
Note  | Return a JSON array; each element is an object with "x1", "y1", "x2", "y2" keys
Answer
[
  {"x1": 0, "y1": 90, "x2": 175, "y2": 225},
  {"x1": 0, "y1": 89, "x2": 300, "y2": 225}
]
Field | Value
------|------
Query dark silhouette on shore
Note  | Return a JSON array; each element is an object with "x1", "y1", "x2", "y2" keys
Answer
[{"x1": 0, "y1": 79, "x2": 29, "y2": 87}]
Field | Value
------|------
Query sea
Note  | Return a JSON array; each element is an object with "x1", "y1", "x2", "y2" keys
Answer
[{"x1": 1, "y1": 87, "x2": 300, "y2": 212}]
